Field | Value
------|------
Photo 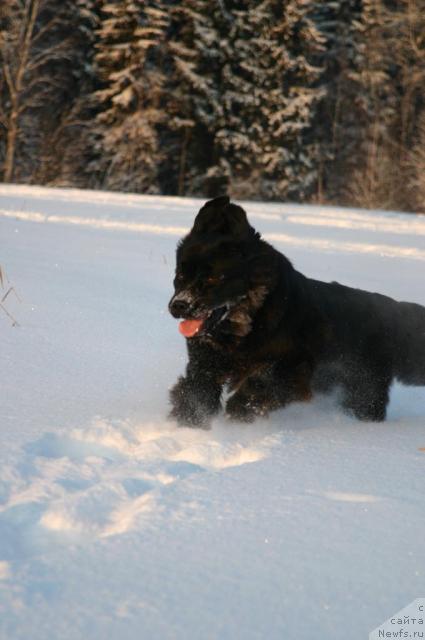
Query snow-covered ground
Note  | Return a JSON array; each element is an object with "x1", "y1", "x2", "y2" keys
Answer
[{"x1": 1, "y1": 184, "x2": 424, "y2": 640}]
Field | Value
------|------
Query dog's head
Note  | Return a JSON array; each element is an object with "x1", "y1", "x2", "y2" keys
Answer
[{"x1": 169, "y1": 196, "x2": 280, "y2": 345}]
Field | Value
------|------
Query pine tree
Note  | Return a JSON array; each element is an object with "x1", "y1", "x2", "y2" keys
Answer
[
  {"x1": 314, "y1": 0, "x2": 425, "y2": 211},
  {"x1": 162, "y1": 0, "x2": 326, "y2": 200},
  {"x1": 90, "y1": 0, "x2": 168, "y2": 193},
  {"x1": 254, "y1": 0, "x2": 326, "y2": 200},
  {"x1": 310, "y1": 0, "x2": 364, "y2": 203},
  {"x1": 408, "y1": 112, "x2": 425, "y2": 212},
  {"x1": 346, "y1": 0, "x2": 402, "y2": 209},
  {"x1": 158, "y1": 1, "x2": 226, "y2": 195},
  {"x1": 2, "y1": 0, "x2": 422, "y2": 211},
  {"x1": 49, "y1": 0, "x2": 101, "y2": 187}
]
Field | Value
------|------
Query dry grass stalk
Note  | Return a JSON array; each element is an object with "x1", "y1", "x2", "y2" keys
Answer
[{"x1": 0, "y1": 266, "x2": 20, "y2": 326}]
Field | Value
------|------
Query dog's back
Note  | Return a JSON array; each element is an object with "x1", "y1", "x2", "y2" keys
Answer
[{"x1": 304, "y1": 276, "x2": 425, "y2": 386}]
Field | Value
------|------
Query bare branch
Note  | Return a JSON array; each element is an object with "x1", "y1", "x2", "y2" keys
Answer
[
  {"x1": 15, "y1": 0, "x2": 42, "y2": 95},
  {"x1": 26, "y1": 41, "x2": 73, "y2": 73},
  {"x1": 3, "y1": 62, "x2": 17, "y2": 102},
  {"x1": 32, "y1": 12, "x2": 67, "y2": 45},
  {"x1": 0, "y1": 302, "x2": 19, "y2": 327},
  {"x1": 1, "y1": 286, "x2": 21, "y2": 304}
]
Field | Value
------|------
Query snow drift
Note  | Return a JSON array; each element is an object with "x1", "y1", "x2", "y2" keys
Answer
[{"x1": 1, "y1": 185, "x2": 424, "y2": 640}]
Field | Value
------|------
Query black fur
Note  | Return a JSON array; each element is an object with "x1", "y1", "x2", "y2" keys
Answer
[{"x1": 168, "y1": 196, "x2": 425, "y2": 427}]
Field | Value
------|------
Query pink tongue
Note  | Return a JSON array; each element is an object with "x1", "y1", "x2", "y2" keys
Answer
[{"x1": 179, "y1": 319, "x2": 204, "y2": 338}]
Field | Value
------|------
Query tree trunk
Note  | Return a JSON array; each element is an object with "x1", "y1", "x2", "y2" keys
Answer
[
  {"x1": 4, "y1": 111, "x2": 18, "y2": 182},
  {"x1": 178, "y1": 127, "x2": 190, "y2": 196},
  {"x1": 2, "y1": 0, "x2": 40, "y2": 182}
]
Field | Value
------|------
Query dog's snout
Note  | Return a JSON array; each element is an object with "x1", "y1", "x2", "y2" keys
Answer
[{"x1": 169, "y1": 296, "x2": 190, "y2": 318}]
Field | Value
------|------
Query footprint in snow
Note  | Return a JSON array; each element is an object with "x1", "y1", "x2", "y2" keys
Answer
[{"x1": 0, "y1": 417, "x2": 274, "y2": 540}]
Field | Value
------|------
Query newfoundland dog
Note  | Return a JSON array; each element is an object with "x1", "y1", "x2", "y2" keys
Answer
[{"x1": 168, "y1": 196, "x2": 425, "y2": 427}]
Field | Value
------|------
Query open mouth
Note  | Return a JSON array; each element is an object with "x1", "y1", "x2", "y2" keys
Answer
[{"x1": 179, "y1": 305, "x2": 228, "y2": 338}]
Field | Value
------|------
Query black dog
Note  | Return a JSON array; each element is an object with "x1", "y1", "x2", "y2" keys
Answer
[{"x1": 168, "y1": 196, "x2": 425, "y2": 427}]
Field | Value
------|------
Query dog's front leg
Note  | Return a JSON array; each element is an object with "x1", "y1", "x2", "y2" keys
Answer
[
  {"x1": 225, "y1": 375, "x2": 278, "y2": 423},
  {"x1": 226, "y1": 360, "x2": 313, "y2": 423},
  {"x1": 169, "y1": 342, "x2": 225, "y2": 428},
  {"x1": 169, "y1": 374, "x2": 222, "y2": 428}
]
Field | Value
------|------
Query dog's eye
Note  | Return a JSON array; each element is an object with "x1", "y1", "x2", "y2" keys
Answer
[{"x1": 206, "y1": 275, "x2": 224, "y2": 285}]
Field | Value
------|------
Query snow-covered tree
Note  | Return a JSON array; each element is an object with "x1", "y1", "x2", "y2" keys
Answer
[
  {"x1": 345, "y1": 0, "x2": 402, "y2": 209},
  {"x1": 50, "y1": 0, "x2": 101, "y2": 187},
  {"x1": 91, "y1": 0, "x2": 168, "y2": 192},
  {"x1": 158, "y1": 1, "x2": 224, "y2": 195},
  {"x1": 253, "y1": 0, "x2": 326, "y2": 200},
  {"x1": 2, "y1": 0, "x2": 424, "y2": 212},
  {"x1": 309, "y1": 0, "x2": 364, "y2": 203},
  {"x1": 163, "y1": 0, "x2": 325, "y2": 200}
]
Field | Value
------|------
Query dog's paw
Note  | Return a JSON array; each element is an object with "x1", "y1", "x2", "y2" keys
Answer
[
  {"x1": 225, "y1": 394, "x2": 268, "y2": 423},
  {"x1": 168, "y1": 406, "x2": 211, "y2": 429},
  {"x1": 169, "y1": 377, "x2": 213, "y2": 429}
]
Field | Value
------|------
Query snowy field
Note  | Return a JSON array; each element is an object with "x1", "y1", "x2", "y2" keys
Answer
[{"x1": 1, "y1": 184, "x2": 425, "y2": 640}]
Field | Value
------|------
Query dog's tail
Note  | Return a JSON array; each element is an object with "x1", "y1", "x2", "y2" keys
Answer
[{"x1": 393, "y1": 300, "x2": 425, "y2": 385}]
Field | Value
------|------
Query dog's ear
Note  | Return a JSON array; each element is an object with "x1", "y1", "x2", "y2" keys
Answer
[{"x1": 193, "y1": 196, "x2": 254, "y2": 238}]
